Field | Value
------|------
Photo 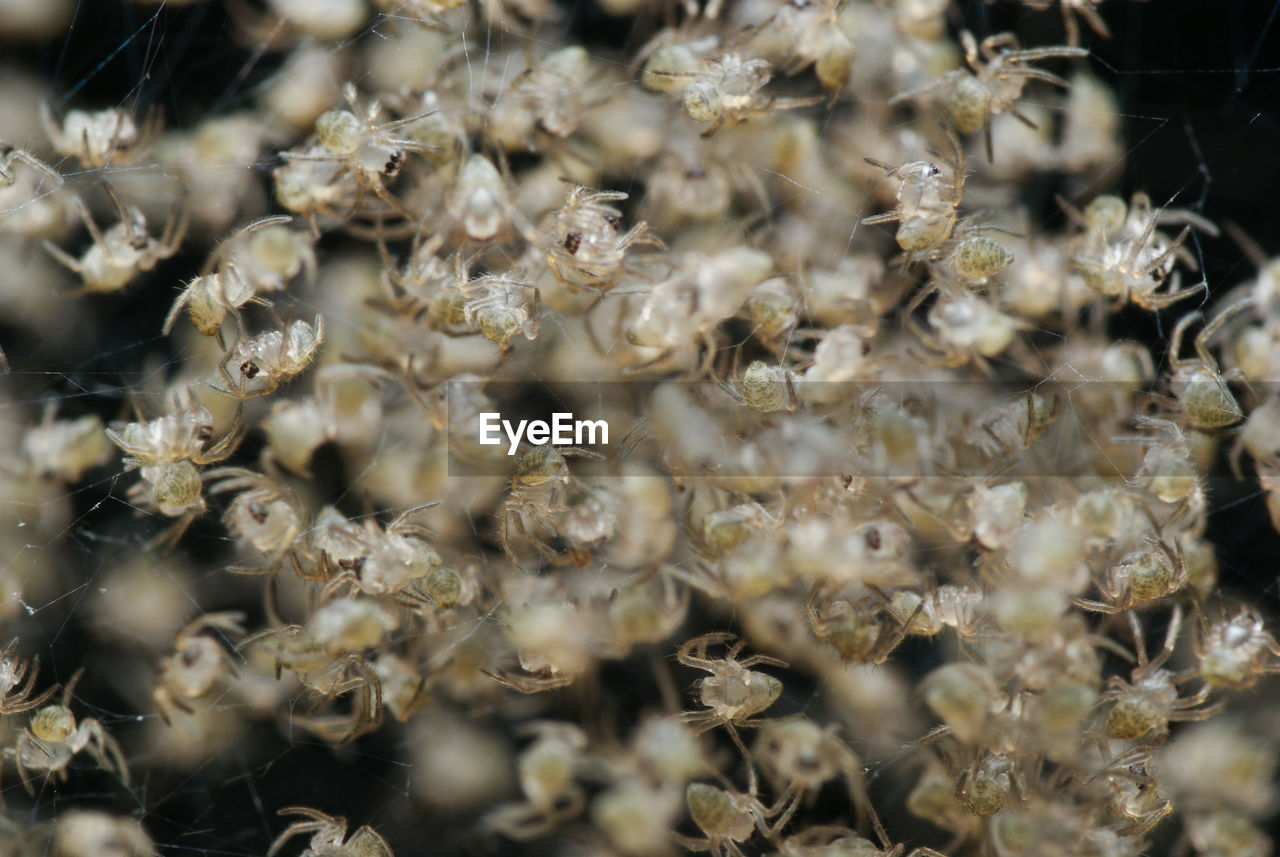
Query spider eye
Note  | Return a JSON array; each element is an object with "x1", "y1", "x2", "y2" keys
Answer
[
  {"x1": 603, "y1": 215, "x2": 621, "y2": 230},
  {"x1": 865, "y1": 527, "x2": 882, "y2": 551},
  {"x1": 564, "y1": 232, "x2": 582, "y2": 254},
  {"x1": 241, "y1": 360, "x2": 260, "y2": 379}
]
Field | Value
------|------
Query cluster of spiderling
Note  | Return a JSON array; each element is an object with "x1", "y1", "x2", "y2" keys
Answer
[{"x1": 2, "y1": 0, "x2": 1280, "y2": 855}]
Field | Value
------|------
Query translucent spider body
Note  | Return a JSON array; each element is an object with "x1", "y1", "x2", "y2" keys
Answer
[
  {"x1": 1065, "y1": 192, "x2": 1215, "y2": 311},
  {"x1": 677, "y1": 633, "x2": 785, "y2": 792},
  {"x1": 458, "y1": 263, "x2": 542, "y2": 352},
  {"x1": 890, "y1": 32, "x2": 1088, "y2": 161},
  {"x1": 605, "y1": 569, "x2": 691, "y2": 648},
  {"x1": 125, "y1": 460, "x2": 209, "y2": 548},
  {"x1": 39, "y1": 104, "x2": 157, "y2": 167},
  {"x1": 1103, "y1": 608, "x2": 1221, "y2": 740},
  {"x1": 1186, "y1": 812, "x2": 1271, "y2": 857},
  {"x1": 4, "y1": 669, "x2": 129, "y2": 794},
  {"x1": 308, "y1": 504, "x2": 446, "y2": 609},
  {"x1": 778, "y1": 825, "x2": 948, "y2": 857},
  {"x1": 377, "y1": 238, "x2": 471, "y2": 338},
  {"x1": 641, "y1": 147, "x2": 769, "y2": 229},
  {"x1": 753, "y1": 0, "x2": 853, "y2": 102},
  {"x1": 0, "y1": 639, "x2": 57, "y2": 715},
  {"x1": 483, "y1": 599, "x2": 596, "y2": 694},
  {"x1": 626, "y1": 247, "x2": 774, "y2": 375},
  {"x1": 909, "y1": 290, "x2": 1025, "y2": 369},
  {"x1": 960, "y1": 392, "x2": 1057, "y2": 460},
  {"x1": 1222, "y1": 222, "x2": 1280, "y2": 320},
  {"x1": 545, "y1": 185, "x2": 660, "y2": 293},
  {"x1": 686, "y1": 497, "x2": 780, "y2": 561},
  {"x1": 281, "y1": 83, "x2": 436, "y2": 220},
  {"x1": 21, "y1": 405, "x2": 112, "y2": 483},
  {"x1": 419, "y1": 153, "x2": 541, "y2": 257},
  {"x1": 920, "y1": 662, "x2": 1000, "y2": 744},
  {"x1": 715, "y1": 359, "x2": 799, "y2": 413},
  {"x1": 656, "y1": 48, "x2": 820, "y2": 138},
  {"x1": 240, "y1": 601, "x2": 391, "y2": 743},
  {"x1": 558, "y1": 488, "x2": 621, "y2": 566},
  {"x1": 487, "y1": 45, "x2": 599, "y2": 149},
  {"x1": 273, "y1": 148, "x2": 365, "y2": 231},
  {"x1": 691, "y1": 52, "x2": 819, "y2": 138},
  {"x1": 267, "y1": 807, "x2": 392, "y2": 857},
  {"x1": 955, "y1": 752, "x2": 1018, "y2": 816},
  {"x1": 163, "y1": 215, "x2": 316, "y2": 342},
  {"x1": 590, "y1": 776, "x2": 683, "y2": 857},
  {"x1": 742, "y1": 278, "x2": 801, "y2": 357},
  {"x1": 248, "y1": 599, "x2": 393, "y2": 673},
  {"x1": 884, "y1": 584, "x2": 986, "y2": 639},
  {"x1": 752, "y1": 714, "x2": 868, "y2": 813},
  {"x1": 152, "y1": 612, "x2": 245, "y2": 724},
  {"x1": 498, "y1": 445, "x2": 603, "y2": 565},
  {"x1": 46, "y1": 811, "x2": 154, "y2": 856},
  {"x1": 805, "y1": 586, "x2": 919, "y2": 664},
  {"x1": 44, "y1": 183, "x2": 188, "y2": 293},
  {"x1": 862, "y1": 129, "x2": 966, "y2": 259},
  {"x1": 369, "y1": 654, "x2": 429, "y2": 724},
  {"x1": 677, "y1": 781, "x2": 797, "y2": 857},
  {"x1": 107, "y1": 389, "x2": 245, "y2": 547},
  {"x1": 925, "y1": 230, "x2": 1016, "y2": 285},
  {"x1": 1092, "y1": 752, "x2": 1173, "y2": 836},
  {"x1": 213, "y1": 315, "x2": 324, "y2": 399},
  {"x1": 162, "y1": 112, "x2": 270, "y2": 235},
  {"x1": 1164, "y1": 300, "x2": 1249, "y2": 430},
  {"x1": 1074, "y1": 537, "x2": 1186, "y2": 614},
  {"x1": 205, "y1": 468, "x2": 304, "y2": 570},
  {"x1": 1117, "y1": 416, "x2": 1205, "y2": 530},
  {"x1": 105, "y1": 387, "x2": 244, "y2": 470},
  {"x1": 1194, "y1": 604, "x2": 1280, "y2": 690},
  {"x1": 485, "y1": 722, "x2": 590, "y2": 840},
  {"x1": 640, "y1": 30, "x2": 723, "y2": 94}
]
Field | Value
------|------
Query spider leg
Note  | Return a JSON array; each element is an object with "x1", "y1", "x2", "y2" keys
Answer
[
  {"x1": 158, "y1": 191, "x2": 191, "y2": 256},
  {"x1": 366, "y1": 172, "x2": 420, "y2": 223},
  {"x1": 14, "y1": 746, "x2": 37, "y2": 796},
  {"x1": 699, "y1": 114, "x2": 726, "y2": 140},
  {"x1": 268, "y1": 821, "x2": 328, "y2": 857},
  {"x1": 1004, "y1": 102, "x2": 1041, "y2": 129},
  {"x1": 161, "y1": 284, "x2": 197, "y2": 335},
  {"x1": 1004, "y1": 66, "x2": 1072, "y2": 88},
  {"x1": 43, "y1": 239, "x2": 85, "y2": 276},
  {"x1": 145, "y1": 508, "x2": 201, "y2": 553}
]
